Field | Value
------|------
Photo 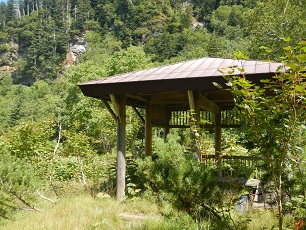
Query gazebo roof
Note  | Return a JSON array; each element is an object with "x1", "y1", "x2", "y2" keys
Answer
[{"x1": 78, "y1": 57, "x2": 285, "y2": 109}]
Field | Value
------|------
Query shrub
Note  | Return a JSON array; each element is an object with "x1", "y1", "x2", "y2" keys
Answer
[
  {"x1": 136, "y1": 132, "x2": 220, "y2": 221},
  {"x1": 0, "y1": 152, "x2": 40, "y2": 219}
]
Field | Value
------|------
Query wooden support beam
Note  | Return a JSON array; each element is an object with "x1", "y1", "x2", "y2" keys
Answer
[
  {"x1": 145, "y1": 100, "x2": 152, "y2": 157},
  {"x1": 215, "y1": 111, "x2": 222, "y2": 177},
  {"x1": 131, "y1": 105, "x2": 145, "y2": 124},
  {"x1": 187, "y1": 90, "x2": 200, "y2": 121},
  {"x1": 100, "y1": 97, "x2": 117, "y2": 121},
  {"x1": 110, "y1": 94, "x2": 121, "y2": 122},
  {"x1": 198, "y1": 93, "x2": 221, "y2": 114},
  {"x1": 188, "y1": 90, "x2": 196, "y2": 111},
  {"x1": 188, "y1": 90, "x2": 200, "y2": 161},
  {"x1": 164, "y1": 107, "x2": 171, "y2": 143},
  {"x1": 126, "y1": 93, "x2": 146, "y2": 102},
  {"x1": 116, "y1": 95, "x2": 126, "y2": 202}
]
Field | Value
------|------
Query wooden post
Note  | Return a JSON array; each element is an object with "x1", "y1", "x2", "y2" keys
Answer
[
  {"x1": 115, "y1": 95, "x2": 126, "y2": 202},
  {"x1": 164, "y1": 127, "x2": 170, "y2": 142},
  {"x1": 145, "y1": 99, "x2": 152, "y2": 157},
  {"x1": 215, "y1": 111, "x2": 222, "y2": 177},
  {"x1": 163, "y1": 107, "x2": 171, "y2": 143},
  {"x1": 188, "y1": 90, "x2": 201, "y2": 161}
]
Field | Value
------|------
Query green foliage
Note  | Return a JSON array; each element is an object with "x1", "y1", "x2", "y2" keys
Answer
[
  {"x1": 0, "y1": 1, "x2": 306, "y2": 227},
  {"x1": 136, "y1": 133, "x2": 220, "y2": 221},
  {"x1": 0, "y1": 151, "x2": 40, "y2": 219},
  {"x1": 167, "y1": 28, "x2": 211, "y2": 62},
  {"x1": 81, "y1": 32, "x2": 122, "y2": 65},
  {"x1": 245, "y1": 0, "x2": 306, "y2": 60},
  {"x1": 61, "y1": 128, "x2": 94, "y2": 158},
  {"x1": 210, "y1": 5, "x2": 244, "y2": 36},
  {"x1": 0, "y1": 120, "x2": 55, "y2": 171},
  {"x1": 0, "y1": 76, "x2": 62, "y2": 131},
  {"x1": 222, "y1": 129, "x2": 249, "y2": 156},
  {"x1": 192, "y1": 0, "x2": 220, "y2": 21},
  {"x1": 105, "y1": 45, "x2": 151, "y2": 76},
  {"x1": 0, "y1": 43, "x2": 10, "y2": 52},
  {"x1": 50, "y1": 153, "x2": 107, "y2": 185},
  {"x1": 63, "y1": 62, "x2": 106, "y2": 125},
  {"x1": 144, "y1": 32, "x2": 187, "y2": 62},
  {"x1": 224, "y1": 41, "x2": 306, "y2": 229}
]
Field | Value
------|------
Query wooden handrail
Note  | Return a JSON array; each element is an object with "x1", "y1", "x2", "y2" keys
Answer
[{"x1": 201, "y1": 154, "x2": 263, "y2": 179}]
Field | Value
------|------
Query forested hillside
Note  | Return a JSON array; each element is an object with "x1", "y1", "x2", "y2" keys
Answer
[
  {"x1": 1, "y1": 0, "x2": 305, "y2": 83},
  {"x1": 1, "y1": 0, "x2": 306, "y2": 228}
]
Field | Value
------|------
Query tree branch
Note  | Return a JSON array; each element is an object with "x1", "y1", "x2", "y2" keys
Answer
[
  {"x1": 36, "y1": 190, "x2": 56, "y2": 203},
  {"x1": 10, "y1": 192, "x2": 40, "y2": 212}
]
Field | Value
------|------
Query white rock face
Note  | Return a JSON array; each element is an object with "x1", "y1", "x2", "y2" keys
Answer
[
  {"x1": 71, "y1": 44, "x2": 86, "y2": 55},
  {"x1": 64, "y1": 34, "x2": 87, "y2": 67}
]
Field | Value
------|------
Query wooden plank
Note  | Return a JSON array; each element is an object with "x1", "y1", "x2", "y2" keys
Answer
[
  {"x1": 116, "y1": 95, "x2": 126, "y2": 202},
  {"x1": 145, "y1": 100, "x2": 152, "y2": 156},
  {"x1": 100, "y1": 97, "x2": 117, "y2": 121}
]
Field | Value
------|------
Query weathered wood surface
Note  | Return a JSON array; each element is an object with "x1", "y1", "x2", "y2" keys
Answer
[{"x1": 115, "y1": 95, "x2": 126, "y2": 202}]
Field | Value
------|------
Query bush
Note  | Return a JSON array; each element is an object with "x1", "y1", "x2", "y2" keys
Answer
[
  {"x1": 0, "y1": 152, "x2": 40, "y2": 219},
  {"x1": 136, "y1": 133, "x2": 220, "y2": 221}
]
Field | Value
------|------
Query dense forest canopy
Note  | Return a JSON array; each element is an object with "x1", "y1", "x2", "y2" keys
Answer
[
  {"x1": 0, "y1": 0, "x2": 304, "y2": 84},
  {"x1": 0, "y1": 0, "x2": 306, "y2": 228}
]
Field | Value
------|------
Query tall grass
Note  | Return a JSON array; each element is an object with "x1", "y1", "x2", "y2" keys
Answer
[
  {"x1": 0, "y1": 190, "x2": 296, "y2": 229},
  {"x1": 0, "y1": 193, "x2": 196, "y2": 230}
]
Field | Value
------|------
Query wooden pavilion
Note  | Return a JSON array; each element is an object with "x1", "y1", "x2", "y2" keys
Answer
[{"x1": 78, "y1": 57, "x2": 285, "y2": 201}]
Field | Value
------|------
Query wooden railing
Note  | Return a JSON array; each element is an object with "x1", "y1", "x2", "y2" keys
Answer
[
  {"x1": 168, "y1": 108, "x2": 241, "y2": 128},
  {"x1": 201, "y1": 155, "x2": 263, "y2": 179}
]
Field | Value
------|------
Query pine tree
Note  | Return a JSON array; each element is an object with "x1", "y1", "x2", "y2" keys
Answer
[
  {"x1": 0, "y1": 2, "x2": 7, "y2": 26},
  {"x1": 6, "y1": 0, "x2": 15, "y2": 22},
  {"x1": 71, "y1": 0, "x2": 91, "y2": 29}
]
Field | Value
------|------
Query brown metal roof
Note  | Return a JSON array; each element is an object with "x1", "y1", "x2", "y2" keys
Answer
[{"x1": 78, "y1": 57, "x2": 285, "y2": 109}]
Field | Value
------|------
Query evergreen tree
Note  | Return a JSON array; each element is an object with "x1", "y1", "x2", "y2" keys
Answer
[
  {"x1": 0, "y1": 2, "x2": 7, "y2": 26},
  {"x1": 71, "y1": 0, "x2": 91, "y2": 29},
  {"x1": 6, "y1": 0, "x2": 15, "y2": 22}
]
